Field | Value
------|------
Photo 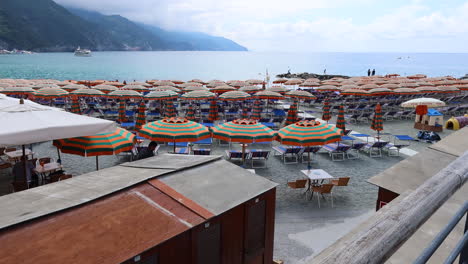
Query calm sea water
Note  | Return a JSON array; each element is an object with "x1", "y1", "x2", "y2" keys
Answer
[{"x1": 0, "y1": 51, "x2": 468, "y2": 81}]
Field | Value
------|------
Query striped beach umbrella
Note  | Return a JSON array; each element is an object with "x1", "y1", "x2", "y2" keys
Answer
[
  {"x1": 219, "y1": 91, "x2": 251, "y2": 101},
  {"x1": 94, "y1": 84, "x2": 118, "y2": 94},
  {"x1": 276, "y1": 120, "x2": 342, "y2": 168},
  {"x1": 336, "y1": 104, "x2": 346, "y2": 130},
  {"x1": 212, "y1": 119, "x2": 276, "y2": 162},
  {"x1": 183, "y1": 86, "x2": 210, "y2": 92},
  {"x1": 164, "y1": 101, "x2": 177, "y2": 118},
  {"x1": 107, "y1": 89, "x2": 142, "y2": 99},
  {"x1": 239, "y1": 85, "x2": 262, "y2": 94},
  {"x1": 322, "y1": 99, "x2": 331, "y2": 123},
  {"x1": 181, "y1": 90, "x2": 216, "y2": 101},
  {"x1": 70, "y1": 88, "x2": 105, "y2": 98},
  {"x1": 340, "y1": 89, "x2": 370, "y2": 96},
  {"x1": 255, "y1": 90, "x2": 283, "y2": 100},
  {"x1": 285, "y1": 90, "x2": 316, "y2": 100},
  {"x1": 211, "y1": 85, "x2": 236, "y2": 94},
  {"x1": 135, "y1": 101, "x2": 146, "y2": 130},
  {"x1": 70, "y1": 97, "x2": 81, "y2": 114},
  {"x1": 208, "y1": 100, "x2": 219, "y2": 122},
  {"x1": 33, "y1": 87, "x2": 69, "y2": 99},
  {"x1": 266, "y1": 86, "x2": 288, "y2": 94},
  {"x1": 151, "y1": 86, "x2": 180, "y2": 93},
  {"x1": 118, "y1": 100, "x2": 126, "y2": 123},
  {"x1": 251, "y1": 100, "x2": 262, "y2": 120},
  {"x1": 186, "y1": 105, "x2": 196, "y2": 121},
  {"x1": 122, "y1": 84, "x2": 149, "y2": 93},
  {"x1": 53, "y1": 128, "x2": 135, "y2": 170},
  {"x1": 285, "y1": 102, "x2": 298, "y2": 125},
  {"x1": 316, "y1": 85, "x2": 340, "y2": 92},
  {"x1": 62, "y1": 84, "x2": 88, "y2": 92},
  {"x1": 368, "y1": 88, "x2": 394, "y2": 96},
  {"x1": 0, "y1": 86, "x2": 35, "y2": 96},
  {"x1": 139, "y1": 117, "x2": 210, "y2": 152},
  {"x1": 371, "y1": 103, "x2": 384, "y2": 140},
  {"x1": 145, "y1": 90, "x2": 178, "y2": 101},
  {"x1": 241, "y1": 108, "x2": 249, "y2": 119}
]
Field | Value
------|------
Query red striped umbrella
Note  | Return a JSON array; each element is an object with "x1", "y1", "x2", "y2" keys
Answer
[
  {"x1": 241, "y1": 108, "x2": 249, "y2": 119},
  {"x1": 139, "y1": 117, "x2": 210, "y2": 152},
  {"x1": 322, "y1": 99, "x2": 331, "y2": 122},
  {"x1": 336, "y1": 104, "x2": 346, "y2": 130},
  {"x1": 164, "y1": 101, "x2": 177, "y2": 118},
  {"x1": 211, "y1": 85, "x2": 236, "y2": 93},
  {"x1": 70, "y1": 97, "x2": 81, "y2": 114},
  {"x1": 186, "y1": 105, "x2": 196, "y2": 121},
  {"x1": 285, "y1": 102, "x2": 298, "y2": 125},
  {"x1": 208, "y1": 100, "x2": 219, "y2": 121},
  {"x1": 276, "y1": 120, "x2": 342, "y2": 168},
  {"x1": 135, "y1": 101, "x2": 146, "y2": 130},
  {"x1": 285, "y1": 90, "x2": 316, "y2": 100},
  {"x1": 118, "y1": 100, "x2": 126, "y2": 123},
  {"x1": 251, "y1": 100, "x2": 262, "y2": 120},
  {"x1": 53, "y1": 128, "x2": 135, "y2": 170},
  {"x1": 212, "y1": 119, "x2": 276, "y2": 162},
  {"x1": 255, "y1": 90, "x2": 283, "y2": 100},
  {"x1": 371, "y1": 103, "x2": 384, "y2": 140}
]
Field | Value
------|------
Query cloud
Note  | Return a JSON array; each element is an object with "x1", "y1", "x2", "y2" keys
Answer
[{"x1": 54, "y1": 0, "x2": 468, "y2": 52}]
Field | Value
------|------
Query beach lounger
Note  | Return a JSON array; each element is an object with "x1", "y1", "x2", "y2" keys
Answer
[
  {"x1": 347, "y1": 142, "x2": 367, "y2": 159},
  {"x1": 322, "y1": 143, "x2": 351, "y2": 161},
  {"x1": 364, "y1": 141, "x2": 389, "y2": 158},
  {"x1": 193, "y1": 138, "x2": 213, "y2": 145},
  {"x1": 385, "y1": 135, "x2": 414, "y2": 156},
  {"x1": 272, "y1": 146, "x2": 302, "y2": 164},
  {"x1": 247, "y1": 149, "x2": 270, "y2": 168},
  {"x1": 167, "y1": 142, "x2": 188, "y2": 147},
  {"x1": 175, "y1": 147, "x2": 189, "y2": 155},
  {"x1": 225, "y1": 150, "x2": 248, "y2": 163},
  {"x1": 193, "y1": 148, "x2": 211, "y2": 155},
  {"x1": 298, "y1": 146, "x2": 321, "y2": 163}
]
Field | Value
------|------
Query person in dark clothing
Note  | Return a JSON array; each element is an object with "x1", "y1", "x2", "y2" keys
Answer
[
  {"x1": 372, "y1": 69, "x2": 375, "y2": 76},
  {"x1": 136, "y1": 141, "x2": 158, "y2": 160},
  {"x1": 367, "y1": 69, "x2": 371, "y2": 76}
]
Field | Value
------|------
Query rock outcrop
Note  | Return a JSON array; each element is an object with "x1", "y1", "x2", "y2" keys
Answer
[{"x1": 276, "y1": 72, "x2": 350, "y2": 80}]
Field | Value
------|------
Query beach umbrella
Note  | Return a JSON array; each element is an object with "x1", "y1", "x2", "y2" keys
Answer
[
  {"x1": 70, "y1": 97, "x2": 81, "y2": 114},
  {"x1": 316, "y1": 85, "x2": 340, "y2": 92},
  {"x1": 139, "y1": 117, "x2": 210, "y2": 153},
  {"x1": 181, "y1": 90, "x2": 216, "y2": 101},
  {"x1": 219, "y1": 91, "x2": 251, "y2": 101},
  {"x1": 361, "y1": 84, "x2": 379, "y2": 90},
  {"x1": 145, "y1": 90, "x2": 178, "y2": 101},
  {"x1": 251, "y1": 100, "x2": 262, "y2": 120},
  {"x1": 458, "y1": 84, "x2": 468, "y2": 91},
  {"x1": 246, "y1": 79, "x2": 264, "y2": 85},
  {"x1": 322, "y1": 99, "x2": 331, "y2": 123},
  {"x1": 211, "y1": 85, "x2": 236, "y2": 93},
  {"x1": 436, "y1": 86, "x2": 461, "y2": 94},
  {"x1": 183, "y1": 86, "x2": 209, "y2": 92},
  {"x1": 273, "y1": 78, "x2": 288, "y2": 84},
  {"x1": 135, "y1": 101, "x2": 146, "y2": 131},
  {"x1": 368, "y1": 88, "x2": 394, "y2": 96},
  {"x1": 179, "y1": 82, "x2": 203, "y2": 88},
  {"x1": 212, "y1": 119, "x2": 276, "y2": 163},
  {"x1": 239, "y1": 85, "x2": 262, "y2": 94},
  {"x1": 186, "y1": 105, "x2": 196, "y2": 121},
  {"x1": 53, "y1": 127, "x2": 135, "y2": 170},
  {"x1": 154, "y1": 80, "x2": 176, "y2": 87},
  {"x1": 107, "y1": 89, "x2": 142, "y2": 99},
  {"x1": 340, "y1": 84, "x2": 359, "y2": 90},
  {"x1": 33, "y1": 87, "x2": 69, "y2": 99},
  {"x1": 300, "y1": 81, "x2": 320, "y2": 88},
  {"x1": 394, "y1": 88, "x2": 420, "y2": 95},
  {"x1": 103, "y1": 81, "x2": 124, "y2": 88},
  {"x1": 70, "y1": 88, "x2": 105, "y2": 98},
  {"x1": 266, "y1": 86, "x2": 288, "y2": 94},
  {"x1": 336, "y1": 104, "x2": 346, "y2": 130},
  {"x1": 284, "y1": 79, "x2": 303, "y2": 85},
  {"x1": 206, "y1": 81, "x2": 226, "y2": 88},
  {"x1": 370, "y1": 103, "x2": 384, "y2": 140},
  {"x1": 285, "y1": 90, "x2": 316, "y2": 100},
  {"x1": 340, "y1": 89, "x2": 369, "y2": 96},
  {"x1": 285, "y1": 102, "x2": 298, "y2": 125},
  {"x1": 208, "y1": 100, "x2": 219, "y2": 122},
  {"x1": 401, "y1": 98, "x2": 446, "y2": 108},
  {"x1": 122, "y1": 84, "x2": 149, "y2": 93},
  {"x1": 0, "y1": 86, "x2": 35, "y2": 96},
  {"x1": 164, "y1": 101, "x2": 177, "y2": 118},
  {"x1": 118, "y1": 100, "x2": 126, "y2": 123},
  {"x1": 189, "y1": 79, "x2": 205, "y2": 84},
  {"x1": 127, "y1": 81, "x2": 152, "y2": 87},
  {"x1": 151, "y1": 86, "x2": 181, "y2": 93},
  {"x1": 255, "y1": 90, "x2": 283, "y2": 100},
  {"x1": 62, "y1": 84, "x2": 88, "y2": 91},
  {"x1": 276, "y1": 120, "x2": 342, "y2": 169},
  {"x1": 416, "y1": 86, "x2": 439, "y2": 94},
  {"x1": 94, "y1": 84, "x2": 118, "y2": 94},
  {"x1": 228, "y1": 81, "x2": 247, "y2": 88}
]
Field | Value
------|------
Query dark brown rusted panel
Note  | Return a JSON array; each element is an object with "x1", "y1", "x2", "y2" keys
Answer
[
  {"x1": 149, "y1": 178, "x2": 215, "y2": 219},
  {"x1": 192, "y1": 219, "x2": 221, "y2": 264},
  {"x1": 159, "y1": 231, "x2": 192, "y2": 264},
  {"x1": 220, "y1": 205, "x2": 245, "y2": 264},
  {"x1": 263, "y1": 189, "x2": 276, "y2": 264},
  {"x1": 0, "y1": 183, "x2": 199, "y2": 264},
  {"x1": 244, "y1": 199, "x2": 266, "y2": 262},
  {"x1": 376, "y1": 187, "x2": 399, "y2": 211}
]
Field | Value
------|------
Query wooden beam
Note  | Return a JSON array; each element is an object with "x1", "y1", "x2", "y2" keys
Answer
[{"x1": 310, "y1": 151, "x2": 468, "y2": 264}]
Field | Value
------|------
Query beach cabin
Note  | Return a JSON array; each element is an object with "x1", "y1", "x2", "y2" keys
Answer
[
  {"x1": 445, "y1": 114, "x2": 468, "y2": 130},
  {"x1": 0, "y1": 154, "x2": 277, "y2": 264},
  {"x1": 414, "y1": 108, "x2": 444, "y2": 132}
]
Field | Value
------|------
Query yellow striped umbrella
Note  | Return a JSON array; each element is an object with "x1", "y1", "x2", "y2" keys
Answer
[
  {"x1": 53, "y1": 128, "x2": 135, "y2": 170},
  {"x1": 139, "y1": 117, "x2": 210, "y2": 152}
]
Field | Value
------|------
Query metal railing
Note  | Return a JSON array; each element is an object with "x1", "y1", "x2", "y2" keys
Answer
[{"x1": 414, "y1": 201, "x2": 468, "y2": 264}]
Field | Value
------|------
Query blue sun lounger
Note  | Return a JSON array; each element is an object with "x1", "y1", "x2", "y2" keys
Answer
[
  {"x1": 385, "y1": 135, "x2": 415, "y2": 156},
  {"x1": 364, "y1": 141, "x2": 389, "y2": 157},
  {"x1": 322, "y1": 143, "x2": 351, "y2": 161},
  {"x1": 272, "y1": 146, "x2": 302, "y2": 164}
]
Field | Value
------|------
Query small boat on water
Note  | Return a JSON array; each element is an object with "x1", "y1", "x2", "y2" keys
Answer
[{"x1": 74, "y1": 47, "x2": 91, "y2": 57}]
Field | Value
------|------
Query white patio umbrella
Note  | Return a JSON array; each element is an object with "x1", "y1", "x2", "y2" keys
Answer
[{"x1": 400, "y1": 98, "x2": 446, "y2": 108}]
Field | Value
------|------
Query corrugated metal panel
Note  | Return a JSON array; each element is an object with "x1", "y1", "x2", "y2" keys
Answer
[{"x1": 0, "y1": 183, "x2": 204, "y2": 264}]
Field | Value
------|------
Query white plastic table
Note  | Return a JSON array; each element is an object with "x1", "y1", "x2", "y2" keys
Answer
[
  {"x1": 4, "y1": 149, "x2": 34, "y2": 160},
  {"x1": 301, "y1": 169, "x2": 334, "y2": 181}
]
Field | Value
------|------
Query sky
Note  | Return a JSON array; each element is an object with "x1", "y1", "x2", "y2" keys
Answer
[{"x1": 55, "y1": 0, "x2": 468, "y2": 52}]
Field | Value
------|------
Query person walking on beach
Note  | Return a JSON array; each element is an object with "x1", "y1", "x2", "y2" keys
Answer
[
  {"x1": 367, "y1": 69, "x2": 371, "y2": 76},
  {"x1": 372, "y1": 69, "x2": 375, "y2": 76}
]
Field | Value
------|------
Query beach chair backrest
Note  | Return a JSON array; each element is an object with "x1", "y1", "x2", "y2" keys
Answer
[
  {"x1": 319, "y1": 184, "x2": 334, "y2": 193},
  {"x1": 231, "y1": 151, "x2": 243, "y2": 158},
  {"x1": 374, "y1": 141, "x2": 389, "y2": 148},
  {"x1": 352, "y1": 142, "x2": 367, "y2": 150},
  {"x1": 336, "y1": 145, "x2": 350, "y2": 152},
  {"x1": 337, "y1": 177, "x2": 350, "y2": 186},
  {"x1": 288, "y1": 147, "x2": 301, "y2": 154}
]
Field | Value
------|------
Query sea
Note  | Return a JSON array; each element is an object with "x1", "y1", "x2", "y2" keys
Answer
[{"x1": 1, "y1": 51, "x2": 468, "y2": 81}]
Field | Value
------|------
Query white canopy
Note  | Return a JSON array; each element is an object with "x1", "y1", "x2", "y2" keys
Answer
[
  {"x1": 0, "y1": 100, "x2": 116, "y2": 146},
  {"x1": 401, "y1": 98, "x2": 446, "y2": 108}
]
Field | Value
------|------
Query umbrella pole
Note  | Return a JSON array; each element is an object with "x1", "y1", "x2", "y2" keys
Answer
[
  {"x1": 307, "y1": 150, "x2": 311, "y2": 171},
  {"x1": 22, "y1": 145, "x2": 26, "y2": 183},
  {"x1": 242, "y1": 143, "x2": 246, "y2": 166},
  {"x1": 96, "y1": 156, "x2": 99, "y2": 171},
  {"x1": 56, "y1": 147, "x2": 61, "y2": 161},
  {"x1": 173, "y1": 140, "x2": 176, "y2": 153}
]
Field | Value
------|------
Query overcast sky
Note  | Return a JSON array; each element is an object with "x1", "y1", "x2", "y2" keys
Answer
[{"x1": 55, "y1": 0, "x2": 468, "y2": 52}]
